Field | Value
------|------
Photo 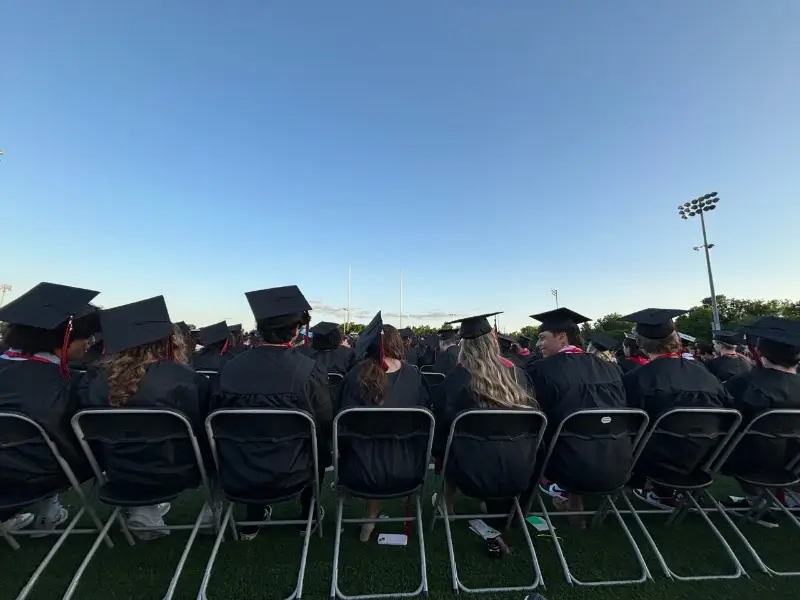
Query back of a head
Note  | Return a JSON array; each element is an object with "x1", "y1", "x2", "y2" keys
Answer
[
  {"x1": 312, "y1": 327, "x2": 342, "y2": 351},
  {"x1": 758, "y1": 338, "x2": 800, "y2": 369},
  {"x1": 459, "y1": 333, "x2": 535, "y2": 409},
  {"x1": 635, "y1": 330, "x2": 682, "y2": 357},
  {"x1": 358, "y1": 324, "x2": 404, "y2": 404},
  {"x1": 257, "y1": 312, "x2": 306, "y2": 344}
]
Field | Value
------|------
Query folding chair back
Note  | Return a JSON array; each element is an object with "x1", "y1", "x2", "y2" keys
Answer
[
  {"x1": 333, "y1": 407, "x2": 434, "y2": 498},
  {"x1": 537, "y1": 408, "x2": 649, "y2": 494},
  {"x1": 421, "y1": 371, "x2": 445, "y2": 387},
  {"x1": 443, "y1": 408, "x2": 547, "y2": 500},
  {"x1": 206, "y1": 408, "x2": 319, "y2": 504},
  {"x1": 196, "y1": 369, "x2": 220, "y2": 390},
  {"x1": 420, "y1": 365, "x2": 435, "y2": 373},
  {"x1": 636, "y1": 407, "x2": 742, "y2": 482},
  {"x1": 71, "y1": 408, "x2": 210, "y2": 505},
  {"x1": 328, "y1": 372, "x2": 344, "y2": 387},
  {"x1": 716, "y1": 408, "x2": 800, "y2": 482},
  {"x1": 0, "y1": 412, "x2": 85, "y2": 516}
]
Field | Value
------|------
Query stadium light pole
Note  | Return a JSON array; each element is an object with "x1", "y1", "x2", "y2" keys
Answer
[
  {"x1": 678, "y1": 192, "x2": 721, "y2": 331},
  {"x1": 0, "y1": 283, "x2": 11, "y2": 307}
]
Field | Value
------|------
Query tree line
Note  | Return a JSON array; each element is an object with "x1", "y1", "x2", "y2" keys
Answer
[{"x1": 339, "y1": 296, "x2": 800, "y2": 346}]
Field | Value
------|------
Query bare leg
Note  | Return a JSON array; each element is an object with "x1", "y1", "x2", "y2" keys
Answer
[{"x1": 360, "y1": 500, "x2": 380, "y2": 542}]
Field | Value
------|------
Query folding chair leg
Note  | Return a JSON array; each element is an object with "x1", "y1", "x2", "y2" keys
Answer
[
  {"x1": 625, "y1": 489, "x2": 747, "y2": 581},
  {"x1": 197, "y1": 503, "x2": 234, "y2": 600},
  {"x1": 16, "y1": 508, "x2": 85, "y2": 600},
  {"x1": 0, "y1": 522, "x2": 21, "y2": 551},
  {"x1": 329, "y1": 495, "x2": 345, "y2": 600},
  {"x1": 442, "y1": 495, "x2": 544, "y2": 594},
  {"x1": 710, "y1": 489, "x2": 800, "y2": 577},
  {"x1": 163, "y1": 506, "x2": 206, "y2": 600},
  {"x1": 414, "y1": 494, "x2": 430, "y2": 598},
  {"x1": 62, "y1": 507, "x2": 121, "y2": 600},
  {"x1": 295, "y1": 497, "x2": 316, "y2": 600}
]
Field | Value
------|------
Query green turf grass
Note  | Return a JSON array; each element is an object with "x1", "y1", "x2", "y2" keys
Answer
[{"x1": 2, "y1": 476, "x2": 799, "y2": 600}]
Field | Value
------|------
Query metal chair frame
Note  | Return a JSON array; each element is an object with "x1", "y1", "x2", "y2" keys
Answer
[
  {"x1": 329, "y1": 407, "x2": 435, "y2": 600},
  {"x1": 196, "y1": 370, "x2": 219, "y2": 378},
  {"x1": 328, "y1": 372, "x2": 345, "y2": 387},
  {"x1": 705, "y1": 408, "x2": 800, "y2": 577},
  {"x1": 432, "y1": 408, "x2": 548, "y2": 595},
  {"x1": 198, "y1": 408, "x2": 323, "y2": 600},
  {"x1": 419, "y1": 365, "x2": 436, "y2": 373},
  {"x1": 0, "y1": 412, "x2": 113, "y2": 600},
  {"x1": 623, "y1": 407, "x2": 747, "y2": 582},
  {"x1": 64, "y1": 408, "x2": 220, "y2": 600},
  {"x1": 526, "y1": 408, "x2": 654, "y2": 587},
  {"x1": 421, "y1": 372, "x2": 445, "y2": 388}
]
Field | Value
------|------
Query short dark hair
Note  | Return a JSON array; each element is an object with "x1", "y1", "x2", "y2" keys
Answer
[
  {"x1": 758, "y1": 338, "x2": 800, "y2": 368},
  {"x1": 3, "y1": 324, "x2": 63, "y2": 355},
  {"x1": 257, "y1": 312, "x2": 305, "y2": 345}
]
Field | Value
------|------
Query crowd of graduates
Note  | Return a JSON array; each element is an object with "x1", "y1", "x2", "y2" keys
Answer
[{"x1": 1, "y1": 281, "x2": 800, "y2": 545}]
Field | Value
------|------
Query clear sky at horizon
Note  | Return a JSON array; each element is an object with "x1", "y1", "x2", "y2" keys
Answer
[{"x1": 2, "y1": 1, "x2": 799, "y2": 331}]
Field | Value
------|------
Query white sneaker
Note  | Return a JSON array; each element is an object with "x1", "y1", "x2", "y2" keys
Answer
[
  {"x1": 2, "y1": 512, "x2": 34, "y2": 532},
  {"x1": 539, "y1": 482, "x2": 568, "y2": 501},
  {"x1": 30, "y1": 496, "x2": 69, "y2": 538},
  {"x1": 126, "y1": 503, "x2": 171, "y2": 541}
]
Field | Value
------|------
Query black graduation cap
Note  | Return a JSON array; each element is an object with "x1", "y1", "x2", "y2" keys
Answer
[
  {"x1": 0, "y1": 282, "x2": 99, "y2": 330},
  {"x1": 245, "y1": 285, "x2": 312, "y2": 325},
  {"x1": 228, "y1": 323, "x2": 243, "y2": 334},
  {"x1": 712, "y1": 329, "x2": 744, "y2": 346},
  {"x1": 589, "y1": 332, "x2": 617, "y2": 352},
  {"x1": 101, "y1": 296, "x2": 174, "y2": 355},
  {"x1": 200, "y1": 321, "x2": 230, "y2": 346},
  {"x1": 531, "y1": 307, "x2": 590, "y2": 334},
  {"x1": 399, "y1": 327, "x2": 414, "y2": 339},
  {"x1": 445, "y1": 312, "x2": 501, "y2": 340},
  {"x1": 497, "y1": 333, "x2": 516, "y2": 344},
  {"x1": 620, "y1": 308, "x2": 687, "y2": 340},
  {"x1": 355, "y1": 311, "x2": 383, "y2": 360},
  {"x1": 311, "y1": 321, "x2": 340, "y2": 336},
  {"x1": 438, "y1": 328, "x2": 458, "y2": 341},
  {"x1": 739, "y1": 317, "x2": 800, "y2": 348}
]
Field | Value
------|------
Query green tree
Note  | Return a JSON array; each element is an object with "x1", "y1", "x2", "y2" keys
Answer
[
  {"x1": 343, "y1": 322, "x2": 366, "y2": 334},
  {"x1": 412, "y1": 325, "x2": 437, "y2": 337}
]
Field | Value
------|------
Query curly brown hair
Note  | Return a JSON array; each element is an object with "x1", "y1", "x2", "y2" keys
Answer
[
  {"x1": 358, "y1": 325, "x2": 404, "y2": 404},
  {"x1": 103, "y1": 325, "x2": 189, "y2": 407}
]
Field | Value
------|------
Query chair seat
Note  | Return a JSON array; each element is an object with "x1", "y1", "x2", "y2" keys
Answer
[
  {"x1": 98, "y1": 481, "x2": 189, "y2": 507},
  {"x1": 647, "y1": 469, "x2": 713, "y2": 491},
  {"x1": 734, "y1": 470, "x2": 800, "y2": 489},
  {"x1": 338, "y1": 483, "x2": 423, "y2": 500}
]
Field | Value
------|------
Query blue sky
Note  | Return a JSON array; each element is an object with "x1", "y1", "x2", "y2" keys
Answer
[{"x1": 2, "y1": 1, "x2": 799, "y2": 332}]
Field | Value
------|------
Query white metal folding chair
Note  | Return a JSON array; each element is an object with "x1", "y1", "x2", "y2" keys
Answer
[
  {"x1": 421, "y1": 372, "x2": 445, "y2": 388},
  {"x1": 622, "y1": 407, "x2": 746, "y2": 582},
  {"x1": 706, "y1": 408, "x2": 800, "y2": 577},
  {"x1": 433, "y1": 408, "x2": 548, "y2": 595},
  {"x1": 525, "y1": 408, "x2": 653, "y2": 587},
  {"x1": 198, "y1": 408, "x2": 323, "y2": 600},
  {"x1": 419, "y1": 365, "x2": 436, "y2": 373},
  {"x1": 0, "y1": 412, "x2": 112, "y2": 600},
  {"x1": 329, "y1": 406, "x2": 435, "y2": 600},
  {"x1": 328, "y1": 372, "x2": 345, "y2": 387},
  {"x1": 64, "y1": 408, "x2": 219, "y2": 600}
]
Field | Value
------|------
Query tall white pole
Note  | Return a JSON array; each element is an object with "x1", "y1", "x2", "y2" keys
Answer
[
  {"x1": 347, "y1": 266, "x2": 351, "y2": 331},
  {"x1": 400, "y1": 269, "x2": 404, "y2": 329}
]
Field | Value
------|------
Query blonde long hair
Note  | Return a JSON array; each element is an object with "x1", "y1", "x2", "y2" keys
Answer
[
  {"x1": 587, "y1": 343, "x2": 617, "y2": 363},
  {"x1": 459, "y1": 333, "x2": 536, "y2": 408},
  {"x1": 103, "y1": 325, "x2": 189, "y2": 407}
]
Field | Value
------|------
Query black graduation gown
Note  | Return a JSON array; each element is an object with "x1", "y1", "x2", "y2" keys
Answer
[
  {"x1": 192, "y1": 345, "x2": 237, "y2": 372},
  {"x1": 618, "y1": 357, "x2": 647, "y2": 375},
  {"x1": 722, "y1": 367, "x2": 800, "y2": 475},
  {"x1": 335, "y1": 362, "x2": 430, "y2": 494},
  {"x1": 432, "y1": 364, "x2": 538, "y2": 499},
  {"x1": 0, "y1": 358, "x2": 91, "y2": 496},
  {"x1": 303, "y1": 346, "x2": 356, "y2": 376},
  {"x1": 211, "y1": 346, "x2": 332, "y2": 498},
  {"x1": 79, "y1": 360, "x2": 212, "y2": 490},
  {"x1": 432, "y1": 345, "x2": 459, "y2": 375},
  {"x1": 416, "y1": 341, "x2": 437, "y2": 368},
  {"x1": 623, "y1": 357, "x2": 730, "y2": 474},
  {"x1": 404, "y1": 346, "x2": 419, "y2": 367},
  {"x1": 706, "y1": 354, "x2": 753, "y2": 383},
  {"x1": 526, "y1": 353, "x2": 632, "y2": 492}
]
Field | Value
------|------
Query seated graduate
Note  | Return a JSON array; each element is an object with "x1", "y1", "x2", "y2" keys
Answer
[
  {"x1": 192, "y1": 320, "x2": 235, "y2": 372},
  {"x1": 720, "y1": 317, "x2": 800, "y2": 522},
  {"x1": 434, "y1": 312, "x2": 536, "y2": 511},
  {"x1": 586, "y1": 332, "x2": 619, "y2": 365},
  {"x1": 81, "y1": 295, "x2": 212, "y2": 539},
  {"x1": 618, "y1": 332, "x2": 649, "y2": 374},
  {"x1": 525, "y1": 308, "x2": 630, "y2": 524},
  {"x1": 0, "y1": 282, "x2": 101, "y2": 534},
  {"x1": 431, "y1": 328, "x2": 460, "y2": 375},
  {"x1": 517, "y1": 335, "x2": 533, "y2": 359},
  {"x1": 213, "y1": 285, "x2": 332, "y2": 540},
  {"x1": 415, "y1": 334, "x2": 437, "y2": 368},
  {"x1": 497, "y1": 334, "x2": 524, "y2": 367},
  {"x1": 303, "y1": 321, "x2": 355, "y2": 375},
  {"x1": 620, "y1": 308, "x2": 731, "y2": 509},
  {"x1": 399, "y1": 327, "x2": 418, "y2": 367},
  {"x1": 175, "y1": 321, "x2": 192, "y2": 349},
  {"x1": 706, "y1": 329, "x2": 753, "y2": 382},
  {"x1": 335, "y1": 312, "x2": 430, "y2": 541},
  {"x1": 228, "y1": 323, "x2": 249, "y2": 354}
]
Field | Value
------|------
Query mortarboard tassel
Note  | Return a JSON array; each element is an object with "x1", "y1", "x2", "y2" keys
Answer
[
  {"x1": 221, "y1": 338, "x2": 230, "y2": 355},
  {"x1": 166, "y1": 334, "x2": 174, "y2": 361},
  {"x1": 748, "y1": 343, "x2": 763, "y2": 368},
  {"x1": 59, "y1": 316, "x2": 74, "y2": 379},
  {"x1": 380, "y1": 329, "x2": 388, "y2": 372}
]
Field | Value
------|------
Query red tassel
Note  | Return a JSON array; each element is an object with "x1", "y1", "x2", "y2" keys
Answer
[
  {"x1": 220, "y1": 339, "x2": 230, "y2": 355},
  {"x1": 748, "y1": 344, "x2": 762, "y2": 368},
  {"x1": 60, "y1": 317, "x2": 73, "y2": 379},
  {"x1": 166, "y1": 334, "x2": 174, "y2": 361},
  {"x1": 304, "y1": 325, "x2": 309, "y2": 346},
  {"x1": 380, "y1": 330, "x2": 388, "y2": 371}
]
